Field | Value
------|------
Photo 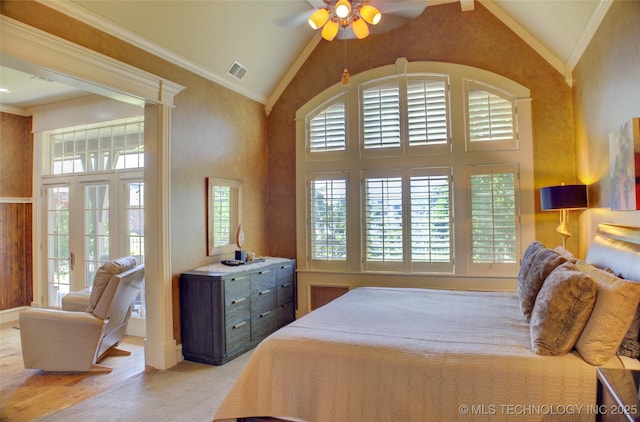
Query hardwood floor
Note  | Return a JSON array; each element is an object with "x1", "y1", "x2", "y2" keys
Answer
[{"x1": 0, "y1": 321, "x2": 148, "y2": 422}]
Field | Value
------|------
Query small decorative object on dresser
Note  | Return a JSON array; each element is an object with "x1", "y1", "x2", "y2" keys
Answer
[{"x1": 179, "y1": 257, "x2": 296, "y2": 365}]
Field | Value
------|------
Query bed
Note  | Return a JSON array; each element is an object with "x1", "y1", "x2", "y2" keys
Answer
[{"x1": 214, "y1": 224, "x2": 640, "y2": 422}]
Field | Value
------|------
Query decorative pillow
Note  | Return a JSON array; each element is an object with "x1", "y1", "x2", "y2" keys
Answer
[
  {"x1": 88, "y1": 256, "x2": 137, "y2": 312},
  {"x1": 519, "y1": 247, "x2": 567, "y2": 321},
  {"x1": 553, "y1": 246, "x2": 577, "y2": 264},
  {"x1": 516, "y1": 241, "x2": 544, "y2": 300},
  {"x1": 574, "y1": 261, "x2": 640, "y2": 365},
  {"x1": 618, "y1": 306, "x2": 640, "y2": 358},
  {"x1": 530, "y1": 262, "x2": 597, "y2": 356}
]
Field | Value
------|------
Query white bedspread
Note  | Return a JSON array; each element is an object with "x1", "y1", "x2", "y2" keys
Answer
[{"x1": 213, "y1": 287, "x2": 622, "y2": 421}]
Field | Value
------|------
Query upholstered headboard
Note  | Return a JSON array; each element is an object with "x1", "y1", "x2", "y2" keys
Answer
[{"x1": 585, "y1": 224, "x2": 640, "y2": 282}]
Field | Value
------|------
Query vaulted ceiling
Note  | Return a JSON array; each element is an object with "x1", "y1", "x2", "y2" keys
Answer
[{"x1": 0, "y1": 0, "x2": 611, "y2": 113}]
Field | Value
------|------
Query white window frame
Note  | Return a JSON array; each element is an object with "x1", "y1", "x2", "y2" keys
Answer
[
  {"x1": 295, "y1": 59, "x2": 534, "y2": 280},
  {"x1": 307, "y1": 172, "x2": 349, "y2": 271}
]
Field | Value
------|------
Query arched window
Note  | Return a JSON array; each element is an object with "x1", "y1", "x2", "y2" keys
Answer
[{"x1": 296, "y1": 60, "x2": 534, "y2": 279}]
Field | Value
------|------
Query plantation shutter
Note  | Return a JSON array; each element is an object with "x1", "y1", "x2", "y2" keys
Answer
[
  {"x1": 469, "y1": 165, "x2": 518, "y2": 264},
  {"x1": 410, "y1": 171, "x2": 451, "y2": 264},
  {"x1": 309, "y1": 101, "x2": 346, "y2": 152},
  {"x1": 362, "y1": 82, "x2": 401, "y2": 149},
  {"x1": 407, "y1": 79, "x2": 448, "y2": 146},
  {"x1": 364, "y1": 176, "x2": 403, "y2": 263},
  {"x1": 212, "y1": 186, "x2": 231, "y2": 248},
  {"x1": 467, "y1": 85, "x2": 515, "y2": 143},
  {"x1": 310, "y1": 177, "x2": 347, "y2": 260}
]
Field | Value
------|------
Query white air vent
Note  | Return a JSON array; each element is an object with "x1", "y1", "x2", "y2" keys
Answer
[{"x1": 227, "y1": 61, "x2": 248, "y2": 81}]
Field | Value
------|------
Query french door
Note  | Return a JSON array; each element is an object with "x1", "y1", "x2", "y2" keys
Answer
[{"x1": 42, "y1": 172, "x2": 144, "y2": 309}]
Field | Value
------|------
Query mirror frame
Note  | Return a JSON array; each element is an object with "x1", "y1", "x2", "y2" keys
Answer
[{"x1": 206, "y1": 177, "x2": 242, "y2": 256}]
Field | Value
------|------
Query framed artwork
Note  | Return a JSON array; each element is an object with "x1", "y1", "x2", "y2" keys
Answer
[{"x1": 609, "y1": 118, "x2": 640, "y2": 210}]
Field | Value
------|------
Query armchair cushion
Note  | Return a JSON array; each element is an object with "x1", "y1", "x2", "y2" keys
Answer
[
  {"x1": 88, "y1": 256, "x2": 137, "y2": 312},
  {"x1": 19, "y1": 308, "x2": 107, "y2": 371}
]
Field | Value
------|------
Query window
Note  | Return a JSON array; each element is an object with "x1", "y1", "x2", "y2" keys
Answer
[
  {"x1": 308, "y1": 101, "x2": 346, "y2": 153},
  {"x1": 407, "y1": 78, "x2": 449, "y2": 147},
  {"x1": 361, "y1": 80, "x2": 401, "y2": 150},
  {"x1": 465, "y1": 80, "x2": 517, "y2": 151},
  {"x1": 309, "y1": 175, "x2": 348, "y2": 261},
  {"x1": 468, "y1": 164, "x2": 518, "y2": 267},
  {"x1": 409, "y1": 169, "x2": 452, "y2": 268},
  {"x1": 296, "y1": 61, "x2": 533, "y2": 278},
  {"x1": 47, "y1": 117, "x2": 144, "y2": 175},
  {"x1": 364, "y1": 174, "x2": 403, "y2": 266}
]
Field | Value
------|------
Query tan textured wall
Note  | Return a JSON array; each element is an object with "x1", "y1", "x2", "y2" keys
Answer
[
  {"x1": 0, "y1": 112, "x2": 32, "y2": 198},
  {"x1": 573, "y1": 0, "x2": 640, "y2": 257},
  {"x1": 268, "y1": 2, "x2": 577, "y2": 257},
  {"x1": 1, "y1": 1, "x2": 269, "y2": 342}
]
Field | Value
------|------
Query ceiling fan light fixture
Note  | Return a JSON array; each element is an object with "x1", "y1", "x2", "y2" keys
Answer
[
  {"x1": 360, "y1": 5, "x2": 381, "y2": 25},
  {"x1": 321, "y1": 19, "x2": 340, "y2": 41},
  {"x1": 351, "y1": 18, "x2": 369, "y2": 39},
  {"x1": 308, "y1": 8, "x2": 330, "y2": 30},
  {"x1": 334, "y1": 0, "x2": 352, "y2": 19}
]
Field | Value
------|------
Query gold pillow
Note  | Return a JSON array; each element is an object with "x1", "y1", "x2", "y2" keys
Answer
[
  {"x1": 530, "y1": 262, "x2": 597, "y2": 356},
  {"x1": 574, "y1": 261, "x2": 640, "y2": 365}
]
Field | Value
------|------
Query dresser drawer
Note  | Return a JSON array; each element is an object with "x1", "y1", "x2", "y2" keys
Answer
[
  {"x1": 251, "y1": 268, "x2": 276, "y2": 294},
  {"x1": 226, "y1": 318, "x2": 250, "y2": 354},
  {"x1": 277, "y1": 301, "x2": 295, "y2": 326},
  {"x1": 277, "y1": 280, "x2": 295, "y2": 305},
  {"x1": 225, "y1": 274, "x2": 251, "y2": 298},
  {"x1": 251, "y1": 286, "x2": 277, "y2": 317},
  {"x1": 277, "y1": 262, "x2": 295, "y2": 280},
  {"x1": 251, "y1": 308, "x2": 277, "y2": 341},
  {"x1": 225, "y1": 293, "x2": 250, "y2": 324}
]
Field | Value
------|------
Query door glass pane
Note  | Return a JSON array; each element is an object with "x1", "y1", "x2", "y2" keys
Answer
[
  {"x1": 127, "y1": 181, "x2": 145, "y2": 318},
  {"x1": 46, "y1": 186, "x2": 70, "y2": 307},
  {"x1": 84, "y1": 183, "x2": 110, "y2": 287}
]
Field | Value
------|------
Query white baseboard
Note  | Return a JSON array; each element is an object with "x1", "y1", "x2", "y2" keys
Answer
[{"x1": 0, "y1": 307, "x2": 27, "y2": 325}]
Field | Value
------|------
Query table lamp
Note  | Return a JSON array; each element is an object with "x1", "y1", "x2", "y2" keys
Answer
[{"x1": 540, "y1": 184, "x2": 588, "y2": 249}]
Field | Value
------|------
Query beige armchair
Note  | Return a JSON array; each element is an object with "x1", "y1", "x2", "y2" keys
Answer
[{"x1": 19, "y1": 257, "x2": 145, "y2": 372}]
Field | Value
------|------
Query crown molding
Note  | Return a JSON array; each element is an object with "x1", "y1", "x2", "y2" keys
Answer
[
  {"x1": 1, "y1": 15, "x2": 184, "y2": 107},
  {"x1": 565, "y1": 0, "x2": 613, "y2": 75},
  {"x1": 38, "y1": 0, "x2": 267, "y2": 105}
]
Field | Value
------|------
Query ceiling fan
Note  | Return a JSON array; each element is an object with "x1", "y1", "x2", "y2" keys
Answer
[{"x1": 279, "y1": 0, "x2": 430, "y2": 41}]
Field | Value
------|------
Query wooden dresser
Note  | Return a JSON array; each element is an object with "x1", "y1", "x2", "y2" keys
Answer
[{"x1": 179, "y1": 257, "x2": 295, "y2": 365}]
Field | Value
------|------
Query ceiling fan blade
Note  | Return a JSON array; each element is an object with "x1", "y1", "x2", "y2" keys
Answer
[
  {"x1": 373, "y1": 0, "x2": 429, "y2": 19},
  {"x1": 274, "y1": 9, "x2": 314, "y2": 27}
]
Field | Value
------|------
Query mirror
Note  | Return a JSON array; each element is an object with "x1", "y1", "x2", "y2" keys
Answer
[{"x1": 206, "y1": 177, "x2": 242, "y2": 256}]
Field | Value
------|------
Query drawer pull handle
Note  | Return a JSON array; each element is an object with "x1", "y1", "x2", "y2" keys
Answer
[
  {"x1": 231, "y1": 297, "x2": 246, "y2": 305},
  {"x1": 259, "y1": 289, "x2": 271, "y2": 296},
  {"x1": 281, "y1": 282, "x2": 292, "y2": 288},
  {"x1": 232, "y1": 321, "x2": 247, "y2": 329},
  {"x1": 231, "y1": 276, "x2": 247, "y2": 282},
  {"x1": 259, "y1": 270, "x2": 272, "y2": 275},
  {"x1": 281, "y1": 265, "x2": 292, "y2": 270},
  {"x1": 259, "y1": 311, "x2": 272, "y2": 318}
]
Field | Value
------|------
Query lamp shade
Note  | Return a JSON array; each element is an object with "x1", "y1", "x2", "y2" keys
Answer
[
  {"x1": 321, "y1": 20, "x2": 339, "y2": 41},
  {"x1": 360, "y1": 5, "x2": 381, "y2": 25},
  {"x1": 351, "y1": 18, "x2": 370, "y2": 39},
  {"x1": 308, "y1": 8, "x2": 330, "y2": 29},
  {"x1": 540, "y1": 184, "x2": 588, "y2": 210},
  {"x1": 335, "y1": 0, "x2": 352, "y2": 18}
]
